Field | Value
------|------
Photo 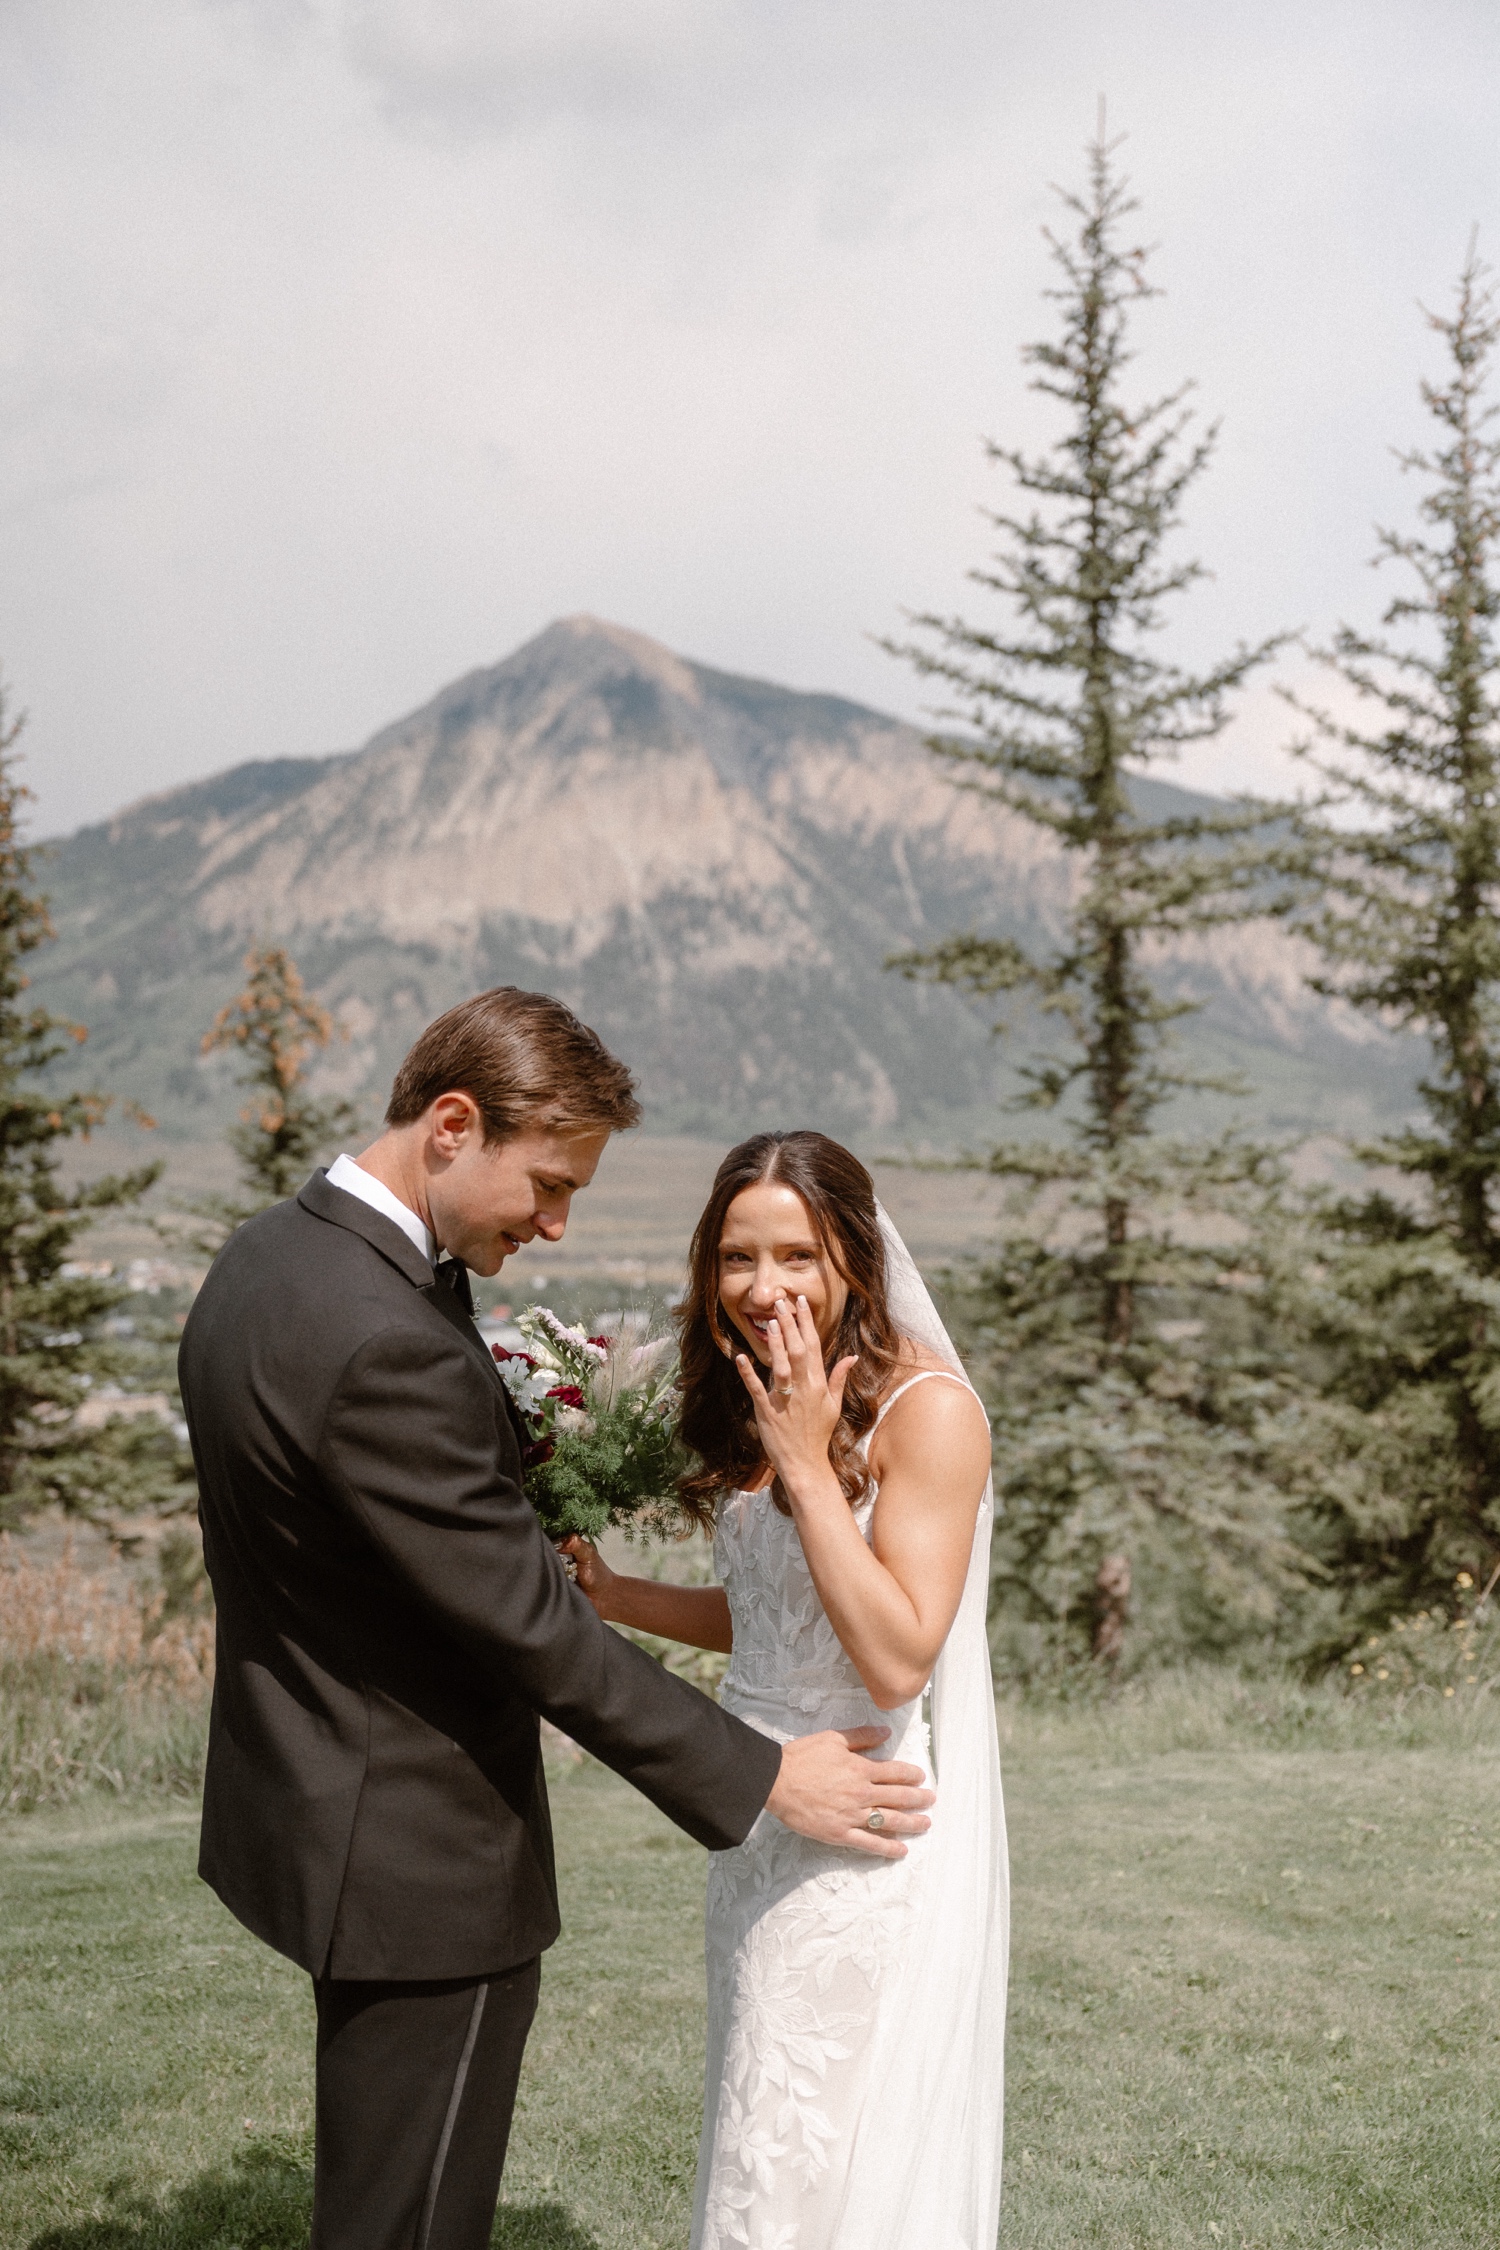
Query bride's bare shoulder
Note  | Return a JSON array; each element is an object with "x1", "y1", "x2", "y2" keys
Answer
[
  {"x1": 868, "y1": 1346, "x2": 989, "y2": 1488},
  {"x1": 875, "y1": 1341, "x2": 987, "y2": 1429},
  {"x1": 889, "y1": 1338, "x2": 957, "y2": 1380}
]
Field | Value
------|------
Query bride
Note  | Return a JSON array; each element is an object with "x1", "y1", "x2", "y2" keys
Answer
[{"x1": 563, "y1": 1130, "x2": 1009, "y2": 2249}]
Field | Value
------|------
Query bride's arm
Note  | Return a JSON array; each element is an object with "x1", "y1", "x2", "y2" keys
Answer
[
  {"x1": 558, "y1": 1537, "x2": 734, "y2": 1653},
  {"x1": 736, "y1": 1297, "x2": 989, "y2": 1710}
]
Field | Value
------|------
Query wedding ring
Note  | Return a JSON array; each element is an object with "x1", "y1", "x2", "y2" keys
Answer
[
  {"x1": 775, "y1": 1383, "x2": 793, "y2": 1397},
  {"x1": 865, "y1": 1809, "x2": 886, "y2": 1831}
]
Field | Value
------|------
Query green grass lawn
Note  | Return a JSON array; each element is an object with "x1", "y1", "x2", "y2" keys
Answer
[{"x1": 1, "y1": 1713, "x2": 1496, "y2": 2249}]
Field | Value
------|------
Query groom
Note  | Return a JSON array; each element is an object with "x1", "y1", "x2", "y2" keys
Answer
[{"x1": 180, "y1": 986, "x2": 932, "y2": 2250}]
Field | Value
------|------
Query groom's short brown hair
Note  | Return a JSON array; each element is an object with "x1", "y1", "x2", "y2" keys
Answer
[{"x1": 385, "y1": 987, "x2": 642, "y2": 1143}]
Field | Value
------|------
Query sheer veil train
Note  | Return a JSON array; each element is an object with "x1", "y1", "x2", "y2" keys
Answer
[{"x1": 829, "y1": 1207, "x2": 1010, "y2": 2244}]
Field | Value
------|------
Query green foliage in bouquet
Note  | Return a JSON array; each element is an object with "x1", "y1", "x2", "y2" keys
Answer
[
  {"x1": 525, "y1": 1380, "x2": 685, "y2": 1544},
  {"x1": 491, "y1": 1306, "x2": 686, "y2": 1544}
]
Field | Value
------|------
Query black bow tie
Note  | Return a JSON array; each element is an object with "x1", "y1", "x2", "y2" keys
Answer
[{"x1": 434, "y1": 1256, "x2": 474, "y2": 1317}]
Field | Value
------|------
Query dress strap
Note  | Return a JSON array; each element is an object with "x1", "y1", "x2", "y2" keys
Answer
[{"x1": 871, "y1": 1368, "x2": 985, "y2": 1430}]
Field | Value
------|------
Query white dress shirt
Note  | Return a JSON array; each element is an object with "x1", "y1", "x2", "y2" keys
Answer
[{"x1": 326, "y1": 1152, "x2": 437, "y2": 1266}]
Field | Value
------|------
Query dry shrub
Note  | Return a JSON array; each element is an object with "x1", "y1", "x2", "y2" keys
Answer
[
  {"x1": 0, "y1": 1532, "x2": 214, "y2": 1691},
  {"x1": 0, "y1": 1533, "x2": 212, "y2": 1813}
]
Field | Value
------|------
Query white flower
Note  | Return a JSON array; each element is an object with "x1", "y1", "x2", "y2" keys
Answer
[{"x1": 495, "y1": 1358, "x2": 556, "y2": 1417}]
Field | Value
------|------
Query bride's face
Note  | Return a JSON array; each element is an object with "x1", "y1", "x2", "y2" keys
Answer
[{"x1": 717, "y1": 1181, "x2": 850, "y2": 1366}]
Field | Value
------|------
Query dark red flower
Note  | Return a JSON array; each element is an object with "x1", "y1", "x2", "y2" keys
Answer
[
  {"x1": 522, "y1": 1435, "x2": 556, "y2": 1469},
  {"x1": 588, "y1": 1335, "x2": 612, "y2": 1352},
  {"x1": 546, "y1": 1384, "x2": 587, "y2": 1410},
  {"x1": 492, "y1": 1345, "x2": 538, "y2": 1369}
]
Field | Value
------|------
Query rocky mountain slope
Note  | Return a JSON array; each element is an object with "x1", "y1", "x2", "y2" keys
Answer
[{"x1": 31, "y1": 616, "x2": 1414, "y2": 1147}]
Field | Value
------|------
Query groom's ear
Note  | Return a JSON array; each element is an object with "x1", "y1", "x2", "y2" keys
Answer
[{"x1": 427, "y1": 1091, "x2": 487, "y2": 1156}]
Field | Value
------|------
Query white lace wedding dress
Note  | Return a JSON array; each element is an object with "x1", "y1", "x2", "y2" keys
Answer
[{"x1": 689, "y1": 1215, "x2": 1009, "y2": 2250}]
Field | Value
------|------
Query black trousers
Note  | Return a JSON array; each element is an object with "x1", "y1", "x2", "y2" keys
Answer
[{"x1": 310, "y1": 1958, "x2": 541, "y2": 2250}]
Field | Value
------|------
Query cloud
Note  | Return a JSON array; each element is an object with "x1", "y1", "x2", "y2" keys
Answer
[
  {"x1": 342, "y1": 0, "x2": 717, "y2": 133},
  {"x1": 1, "y1": 0, "x2": 1498, "y2": 837}
]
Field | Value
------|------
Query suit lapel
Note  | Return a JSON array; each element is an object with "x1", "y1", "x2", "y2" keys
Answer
[
  {"x1": 297, "y1": 1169, "x2": 528, "y2": 1451},
  {"x1": 298, "y1": 1169, "x2": 436, "y2": 1287},
  {"x1": 425, "y1": 1273, "x2": 503, "y2": 1383},
  {"x1": 424, "y1": 1262, "x2": 530, "y2": 1449}
]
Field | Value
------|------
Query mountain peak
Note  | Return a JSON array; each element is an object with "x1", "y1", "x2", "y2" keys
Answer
[{"x1": 543, "y1": 613, "x2": 702, "y2": 690}]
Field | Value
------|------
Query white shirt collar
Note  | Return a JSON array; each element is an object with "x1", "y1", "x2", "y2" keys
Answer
[{"x1": 326, "y1": 1153, "x2": 437, "y2": 1266}]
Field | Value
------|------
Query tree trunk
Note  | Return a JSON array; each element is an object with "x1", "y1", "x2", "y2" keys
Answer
[{"x1": 1092, "y1": 1551, "x2": 1131, "y2": 1664}]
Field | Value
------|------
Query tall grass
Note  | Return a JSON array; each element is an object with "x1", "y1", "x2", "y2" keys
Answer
[
  {"x1": 0, "y1": 1534, "x2": 211, "y2": 1812},
  {"x1": 999, "y1": 1649, "x2": 1500, "y2": 1759},
  {"x1": 6, "y1": 1524, "x2": 1499, "y2": 1821},
  {"x1": 994, "y1": 1572, "x2": 1500, "y2": 1757}
]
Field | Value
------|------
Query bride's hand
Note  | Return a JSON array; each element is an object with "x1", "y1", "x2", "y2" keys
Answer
[
  {"x1": 735, "y1": 1294, "x2": 856, "y2": 1499},
  {"x1": 558, "y1": 1535, "x2": 617, "y2": 1617}
]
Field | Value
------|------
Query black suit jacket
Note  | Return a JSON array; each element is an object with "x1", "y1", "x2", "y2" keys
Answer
[{"x1": 179, "y1": 1169, "x2": 780, "y2": 1981}]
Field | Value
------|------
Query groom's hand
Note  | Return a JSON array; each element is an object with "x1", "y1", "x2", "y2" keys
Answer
[{"x1": 765, "y1": 1726, "x2": 935, "y2": 1861}]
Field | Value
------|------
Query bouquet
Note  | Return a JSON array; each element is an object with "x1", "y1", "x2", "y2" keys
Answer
[{"x1": 492, "y1": 1306, "x2": 684, "y2": 1543}]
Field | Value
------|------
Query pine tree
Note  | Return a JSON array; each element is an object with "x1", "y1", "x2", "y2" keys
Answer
[
  {"x1": 186, "y1": 945, "x2": 360, "y2": 1249},
  {"x1": 0, "y1": 676, "x2": 193, "y2": 1531},
  {"x1": 1288, "y1": 249, "x2": 1500, "y2": 1630},
  {"x1": 888, "y1": 129, "x2": 1312, "y2": 1671}
]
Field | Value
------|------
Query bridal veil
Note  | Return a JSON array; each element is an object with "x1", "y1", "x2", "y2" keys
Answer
[{"x1": 832, "y1": 1207, "x2": 1010, "y2": 2246}]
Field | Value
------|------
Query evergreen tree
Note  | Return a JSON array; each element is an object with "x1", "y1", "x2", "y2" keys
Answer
[
  {"x1": 185, "y1": 945, "x2": 360, "y2": 1249},
  {"x1": 1288, "y1": 249, "x2": 1500, "y2": 1631},
  {"x1": 0, "y1": 676, "x2": 192, "y2": 1531},
  {"x1": 888, "y1": 131, "x2": 1312, "y2": 1670}
]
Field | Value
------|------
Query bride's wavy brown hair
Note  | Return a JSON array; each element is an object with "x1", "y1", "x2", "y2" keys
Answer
[{"x1": 675, "y1": 1131, "x2": 904, "y2": 1530}]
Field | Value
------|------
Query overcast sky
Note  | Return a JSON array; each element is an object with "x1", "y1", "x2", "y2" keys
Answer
[{"x1": 2, "y1": 0, "x2": 1497, "y2": 837}]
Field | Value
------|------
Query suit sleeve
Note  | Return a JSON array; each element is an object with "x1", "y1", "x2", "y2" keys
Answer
[{"x1": 316, "y1": 1323, "x2": 781, "y2": 1850}]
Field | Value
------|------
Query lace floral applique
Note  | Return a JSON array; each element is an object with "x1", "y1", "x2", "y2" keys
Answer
[{"x1": 692, "y1": 1484, "x2": 931, "y2": 2249}]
